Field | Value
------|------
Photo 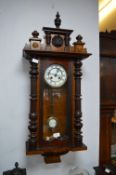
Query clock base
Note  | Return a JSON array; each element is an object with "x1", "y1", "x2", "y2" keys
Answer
[
  {"x1": 43, "y1": 154, "x2": 61, "y2": 163},
  {"x1": 26, "y1": 141, "x2": 87, "y2": 163}
]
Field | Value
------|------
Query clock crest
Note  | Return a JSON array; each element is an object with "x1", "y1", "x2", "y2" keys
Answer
[{"x1": 23, "y1": 12, "x2": 91, "y2": 163}]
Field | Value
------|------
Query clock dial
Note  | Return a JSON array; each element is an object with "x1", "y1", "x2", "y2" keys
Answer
[
  {"x1": 47, "y1": 116, "x2": 57, "y2": 129},
  {"x1": 44, "y1": 64, "x2": 67, "y2": 88},
  {"x1": 52, "y1": 35, "x2": 63, "y2": 47}
]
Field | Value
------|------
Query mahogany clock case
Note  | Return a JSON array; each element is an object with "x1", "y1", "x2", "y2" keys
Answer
[{"x1": 23, "y1": 12, "x2": 91, "y2": 163}]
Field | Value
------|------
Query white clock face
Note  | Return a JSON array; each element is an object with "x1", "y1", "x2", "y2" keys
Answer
[
  {"x1": 48, "y1": 117, "x2": 57, "y2": 129},
  {"x1": 44, "y1": 64, "x2": 67, "y2": 88}
]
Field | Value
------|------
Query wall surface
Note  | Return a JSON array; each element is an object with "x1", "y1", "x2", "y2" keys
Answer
[
  {"x1": 99, "y1": 9, "x2": 116, "y2": 31},
  {"x1": 0, "y1": 0, "x2": 99, "y2": 175}
]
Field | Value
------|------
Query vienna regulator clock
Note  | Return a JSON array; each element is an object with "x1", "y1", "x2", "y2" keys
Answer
[{"x1": 23, "y1": 12, "x2": 91, "y2": 163}]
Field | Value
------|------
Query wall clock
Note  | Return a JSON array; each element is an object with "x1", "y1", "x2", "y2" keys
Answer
[{"x1": 23, "y1": 12, "x2": 91, "y2": 163}]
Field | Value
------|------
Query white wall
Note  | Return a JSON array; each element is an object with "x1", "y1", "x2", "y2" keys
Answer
[{"x1": 0, "y1": 0, "x2": 99, "y2": 175}]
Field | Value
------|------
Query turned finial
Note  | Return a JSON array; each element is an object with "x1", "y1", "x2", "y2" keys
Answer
[
  {"x1": 15, "y1": 162, "x2": 19, "y2": 169},
  {"x1": 32, "y1": 31, "x2": 39, "y2": 38},
  {"x1": 76, "y1": 35, "x2": 83, "y2": 43},
  {"x1": 54, "y1": 12, "x2": 61, "y2": 28}
]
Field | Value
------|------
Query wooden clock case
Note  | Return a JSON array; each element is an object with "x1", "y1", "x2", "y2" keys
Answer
[
  {"x1": 99, "y1": 30, "x2": 116, "y2": 166},
  {"x1": 23, "y1": 13, "x2": 91, "y2": 163}
]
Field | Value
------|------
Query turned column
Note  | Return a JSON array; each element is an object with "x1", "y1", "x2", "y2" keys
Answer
[
  {"x1": 73, "y1": 59, "x2": 83, "y2": 146},
  {"x1": 28, "y1": 59, "x2": 39, "y2": 149}
]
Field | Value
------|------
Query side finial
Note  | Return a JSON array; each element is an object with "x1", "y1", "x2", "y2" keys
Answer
[
  {"x1": 54, "y1": 12, "x2": 61, "y2": 28},
  {"x1": 76, "y1": 35, "x2": 83, "y2": 43},
  {"x1": 32, "y1": 31, "x2": 39, "y2": 38},
  {"x1": 73, "y1": 35, "x2": 87, "y2": 53}
]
